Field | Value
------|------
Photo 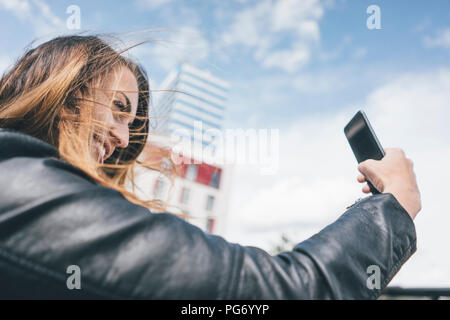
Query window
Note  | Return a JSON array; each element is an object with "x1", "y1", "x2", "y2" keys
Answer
[
  {"x1": 179, "y1": 187, "x2": 190, "y2": 205},
  {"x1": 206, "y1": 218, "x2": 215, "y2": 233},
  {"x1": 210, "y1": 170, "x2": 221, "y2": 189},
  {"x1": 185, "y1": 164, "x2": 198, "y2": 181},
  {"x1": 205, "y1": 195, "x2": 215, "y2": 212}
]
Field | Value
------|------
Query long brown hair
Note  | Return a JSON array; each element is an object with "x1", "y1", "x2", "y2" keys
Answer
[{"x1": 0, "y1": 35, "x2": 175, "y2": 212}]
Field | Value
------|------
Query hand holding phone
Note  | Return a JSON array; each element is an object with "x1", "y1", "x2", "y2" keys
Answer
[
  {"x1": 344, "y1": 110, "x2": 421, "y2": 219},
  {"x1": 344, "y1": 110, "x2": 385, "y2": 194}
]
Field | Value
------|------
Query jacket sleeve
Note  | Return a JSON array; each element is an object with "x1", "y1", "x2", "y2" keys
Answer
[{"x1": 0, "y1": 158, "x2": 416, "y2": 299}]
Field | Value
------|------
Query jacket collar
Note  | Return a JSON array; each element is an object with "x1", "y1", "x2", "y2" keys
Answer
[
  {"x1": 0, "y1": 128, "x2": 100, "y2": 185},
  {"x1": 0, "y1": 128, "x2": 60, "y2": 161}
]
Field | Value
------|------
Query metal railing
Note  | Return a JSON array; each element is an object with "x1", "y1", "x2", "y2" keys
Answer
[{"x1": 381, "y1": 287, "x2": 450, "y2": 300}]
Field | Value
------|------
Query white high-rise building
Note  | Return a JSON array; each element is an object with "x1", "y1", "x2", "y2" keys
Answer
[
  {"x1": 155, "y1": 63, "x2": 229, "y2": 151},
  {"x1": 134, "y1": 63, "x2": 232, "y2": 236}
]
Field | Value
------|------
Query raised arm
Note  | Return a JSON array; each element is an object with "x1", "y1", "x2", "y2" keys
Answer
[{"x1": 0, "y1": 156, "x2": 416, "y2": 299}]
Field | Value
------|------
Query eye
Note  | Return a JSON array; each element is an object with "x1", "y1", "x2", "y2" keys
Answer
[{"x1": 113, "y1": 101, "x2": 129, "y2": 122}]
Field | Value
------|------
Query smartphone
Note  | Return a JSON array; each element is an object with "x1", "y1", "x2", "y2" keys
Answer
[{"x1": 344, "y1": 110, "x2": 385, "y2": 194}]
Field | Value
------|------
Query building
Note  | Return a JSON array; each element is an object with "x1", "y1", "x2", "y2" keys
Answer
[
  {"x1": 155, "y1": 63, "x2": 228, "y2": 151},
  {"x1": 134, "y1": 63, "x2": 232, "y2": 236}
]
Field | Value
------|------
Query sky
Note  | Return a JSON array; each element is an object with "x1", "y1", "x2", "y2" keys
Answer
[{"x1": 0, "y1": 0, "x2": 450, "y2": 288}]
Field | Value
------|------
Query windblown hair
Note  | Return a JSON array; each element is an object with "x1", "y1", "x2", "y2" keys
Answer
[{"x1": 0, "y1": 35, "x2": 174, "y2": 212}]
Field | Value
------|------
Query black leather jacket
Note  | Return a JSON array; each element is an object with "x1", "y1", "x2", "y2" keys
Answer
[{"x1": 0, "y1": 129, "x2": 417, "y2": 299}]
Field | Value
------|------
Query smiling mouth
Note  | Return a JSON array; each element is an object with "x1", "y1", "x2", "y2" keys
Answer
[{"x1": 92, "y1": 134, "x2": 112, "y2": 164}]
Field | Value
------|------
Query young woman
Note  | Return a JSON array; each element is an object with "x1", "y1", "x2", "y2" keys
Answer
[{"x1": 0, "y1": 35, "x2": 421, "y2": 299}]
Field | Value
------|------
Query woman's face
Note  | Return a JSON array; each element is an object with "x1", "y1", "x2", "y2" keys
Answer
[{"x1": 90, "y1": 66, "x2": 139, "y2": 163}]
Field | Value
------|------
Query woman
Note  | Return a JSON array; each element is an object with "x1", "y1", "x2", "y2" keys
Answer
[{"x1": 0, "y1": 35, "x2": 420, "y2": 299}]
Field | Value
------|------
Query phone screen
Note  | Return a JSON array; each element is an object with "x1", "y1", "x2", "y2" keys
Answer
[{"x1": 344, "y1": 110, "x2": 385, "y2": 163}]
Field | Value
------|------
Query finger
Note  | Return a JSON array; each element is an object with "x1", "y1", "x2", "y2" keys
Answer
[
  {"x1": 357, "y1": 174, "x2": 366, "y2": 183},
  {"x1": 362, "y1": 183, "x2": 371, "y2": 193},
  {"x1": 358, "y1": 159, "x2": 375, "y2": 174},
  {"x1": 384, "y1": 147, "x2": 404, "y2": 157}
]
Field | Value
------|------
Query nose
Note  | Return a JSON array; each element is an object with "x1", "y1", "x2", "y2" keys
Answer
[{"x1": 109, "y1": 124, "x2": 129, "y2": 149}]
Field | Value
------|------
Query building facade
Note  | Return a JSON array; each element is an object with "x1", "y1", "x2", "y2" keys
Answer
[{"x1": 134, "y1": 63, "x2": 232, "y2": 236}]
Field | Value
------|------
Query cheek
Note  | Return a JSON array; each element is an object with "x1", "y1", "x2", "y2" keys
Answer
[
  {"x1": 91, "y1": 103, "x2": 113, "y2": 125},
  {"x1": 118, "y1": 123, "x2": 130, "y2": 137},
  {"x1": 91, "y1": 93, "x2": 114, "y2": 122}
]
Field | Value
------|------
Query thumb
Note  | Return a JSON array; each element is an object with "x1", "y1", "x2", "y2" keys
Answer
[{"x1": 358, "y1": 159, "x2": 384, "y2": 192}]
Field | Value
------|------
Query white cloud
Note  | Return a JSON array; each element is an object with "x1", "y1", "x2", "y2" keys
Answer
[
  {"x1": 221, "y1": 0, "x2": 325, "y2": 72},
  {"x1": 0, "y1": 0, "x2": 31, "y2": 19},
  {"x1": 130, "y1": 27, "x2": 210, "y2": 72},
  {"x1": 423, "y1": 28, "x2": 450, "y2": 49},
  {"x1": 271, "y1": 0, "x2": 323, "y2": 38},
  {"x1": 33, "y1": 0, "x2": 61, "y2": 27},
  {"x1": 261, "y1": 43, "x2": 311, "y2": 72},
  {"x1": 225, "y1": 69, "x2": 450, "y2": 287},
  {"x1": 0, "y1": 0, "x2": 64, "y2": 37},
  {"x1": 222, "y1": 1, "x2": 272, "y2": 49}
]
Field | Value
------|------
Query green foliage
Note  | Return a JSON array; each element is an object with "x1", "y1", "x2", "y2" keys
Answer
[{"x1": 270, "y1": 233, "x2": 295, "y2": 255}]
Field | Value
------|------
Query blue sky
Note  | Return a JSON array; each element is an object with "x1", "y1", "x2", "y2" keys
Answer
[
  {"x1": 2, "y1": 0, "x2": 450, "y2": 127},
  {"x1": 1, "y1": 0, "x2": 450, "y2": 287}
]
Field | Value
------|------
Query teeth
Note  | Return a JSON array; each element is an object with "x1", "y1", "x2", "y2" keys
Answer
[{"x1": 100, "y1": 147, "x2": 106, "y2": 158}]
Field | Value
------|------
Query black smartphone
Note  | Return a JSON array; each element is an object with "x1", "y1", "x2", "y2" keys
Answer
[{"x1": 344, "y1": 110, "x2": 385, "y2": 194}]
